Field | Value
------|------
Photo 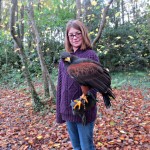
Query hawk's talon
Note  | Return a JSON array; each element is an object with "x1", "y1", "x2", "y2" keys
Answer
[
  {"x1": 73, "y1": 94, "x2": 88, "y2": 110},
  {"x1": 80, "y1": 94, "x2": 88, "y2": 103},
  {"x1": 73, "y1": 100, "x2": 82, "y2": 110}
]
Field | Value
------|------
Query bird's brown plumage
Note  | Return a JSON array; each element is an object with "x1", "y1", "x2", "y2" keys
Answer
[{"x1": 67, "y1": 62, "x2": 111, "y2": 93}]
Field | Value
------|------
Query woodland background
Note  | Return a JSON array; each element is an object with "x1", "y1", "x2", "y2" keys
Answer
[{"x1": 0, "y1": 0, "x2": 150, "y2": 149}]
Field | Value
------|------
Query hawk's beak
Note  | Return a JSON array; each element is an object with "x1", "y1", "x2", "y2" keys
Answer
[{"x1": 65, "y1": 57, "x2": 71, "y2": 62}]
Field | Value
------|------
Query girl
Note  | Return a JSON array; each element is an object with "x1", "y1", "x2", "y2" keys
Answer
[{"x1": 56, "y1": 20, "x2": 99, "y2": 150}]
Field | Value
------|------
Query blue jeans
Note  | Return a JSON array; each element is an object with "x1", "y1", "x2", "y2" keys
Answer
[{"x1": 66, "y1": 121, "x2": 95, "y2": 150}]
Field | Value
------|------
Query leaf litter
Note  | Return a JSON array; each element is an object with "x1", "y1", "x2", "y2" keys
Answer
[{"x1": 0, "y1": 87, "x2": 149, "y2": 150}]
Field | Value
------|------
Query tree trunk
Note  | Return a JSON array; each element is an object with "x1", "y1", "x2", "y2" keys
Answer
[
  {"x1": 37, "y1": 0, "x2": 42, "y2": 10},
  {"x1": 20, "y1": 4, "x2": 24, "y2": 40},
  {"x1": 92, "y1": 0, "x2": 113, "y2": 48},
  {"x1": 132, "y1": 1, "x2": 135, "y2": 20},
  {"x1": 135, "y1": 1, "x2": 139, "y2": 20},
  {"x1": 10, "y1": 0, "x2": 43, "y2": 111},
  {"x1": 115, "y1": 0, "x2": 120, "y2": 28},
  {"x1": 82, "y1": 0, "x2": 91, "y2": 21},
  {"x1": 27, "y1": 0, "x2": 56, "y2": 99},
  {"x1": 0, "y1": 0, "x2": 2, "y2": 23},
  {"x1": 121, "y1": 0, "x2": 124, "y2": 24},
  {"x1": 76, "y1": 0, "x2": 81, "y2": 20}
]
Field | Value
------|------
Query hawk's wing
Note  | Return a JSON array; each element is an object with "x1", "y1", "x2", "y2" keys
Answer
[{"x1": 67, "y1": 61, "x2": 111, "y2": 93}]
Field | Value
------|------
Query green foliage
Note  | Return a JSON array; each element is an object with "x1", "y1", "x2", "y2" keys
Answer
[
  {"x1": 0, "y1": 68, "x2": 24, "y2": 89},
  {"x1": 51, "y1": 67, "x2": 58, "y2": 85},
  {"x1": 96, "y1": 22, "x2": 150, "y2": 71},
  {"x1": 0, "y1": 31, "x2": 21, "y2": 77},
  {"x1": 85, "y1": 0, "x2": 150, "y2": 71},
  {"x1": 31, "y1": 0, "x2": 76, "y2": 28},
  {"x1": 83, "y1": 0, "x2": 105, "y2": 35},
  {"x1": 21, "y1": 0, "x2": 75, "y2": 76}
]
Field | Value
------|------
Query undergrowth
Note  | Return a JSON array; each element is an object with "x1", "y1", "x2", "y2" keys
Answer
[{"x1": 0, "y1": 68, "x2": 149, "y2": 90}]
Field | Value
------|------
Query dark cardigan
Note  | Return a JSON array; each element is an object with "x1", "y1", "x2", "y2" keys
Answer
[{"x1": 56, "y1": 49, "x2": 99, "y2": 124}]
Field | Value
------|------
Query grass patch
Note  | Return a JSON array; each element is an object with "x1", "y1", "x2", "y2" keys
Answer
[{"x1": 111, "y1": 70, "x2": 150, "y2": 89}]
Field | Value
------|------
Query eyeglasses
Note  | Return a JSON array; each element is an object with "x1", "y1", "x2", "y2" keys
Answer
[{"x1": 68, "y1": 32, "x2": 82, "y2": 39}]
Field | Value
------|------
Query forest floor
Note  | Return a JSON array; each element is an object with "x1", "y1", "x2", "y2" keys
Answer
[{"x1": 0, "y1": 86, "x2": 150, "y2": 150}]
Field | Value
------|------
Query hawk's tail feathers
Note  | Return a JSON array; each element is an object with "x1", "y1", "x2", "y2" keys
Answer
[
  {"x1": 102, "y1": 93, "x2": 111, "y2": 108},
  {"x1": 108, "y1": 88, "x2": 116, "y2": 99},
  {"x1": 102, "y1": 89, "x2": 115, "y2": 108}
]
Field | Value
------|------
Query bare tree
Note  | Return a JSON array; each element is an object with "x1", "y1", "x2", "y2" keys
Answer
[
  {"x1": 10, "y1": 0, "x2": 43, "y2": 111},
  {"x1": 27, "y1": 0, "x2": 56, "y2": 99},
  {"x1": 92, "y1": 0, "x2": 113, "y2": 48}
]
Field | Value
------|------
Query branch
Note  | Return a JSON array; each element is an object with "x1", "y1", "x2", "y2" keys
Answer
[
  {"x1": 92, "y1": 0, "x2": 113, "y2": 48},
  {"x1": 76, "y1": 0, "x2": 81, "y2": 20},
  {"x1": 20, "y1": 5, "x2": 24, "y2": 40},
  {"x1": 26, "y1": 1, "x2": 40, "y2": 44},
  {"x1": 10, "y1": 0, "x2": 22, "y2": 49}
]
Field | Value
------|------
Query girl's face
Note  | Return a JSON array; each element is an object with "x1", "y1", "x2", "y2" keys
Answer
[{"x1": 68, "y1": 27, "x2": 83, "y2": 52}]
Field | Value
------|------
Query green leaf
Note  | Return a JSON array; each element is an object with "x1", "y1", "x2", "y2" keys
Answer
[
  {"x1": 128, "y1": 36, "x2": 134, "y2": 39},
  {"x1": 91, "y1": 1, "x2": 97, "y2": 6},
  {"x1": 110, "y1": 121, "x2": 116, "y2": 126},
  {"x1": 115, "y1": 12, "x2": 120, "y2": 17}
]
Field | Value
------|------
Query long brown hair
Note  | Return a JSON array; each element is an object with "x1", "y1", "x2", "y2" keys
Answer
[{"x1": 65, "y1": 20, "x2": 92, "y2": 52}]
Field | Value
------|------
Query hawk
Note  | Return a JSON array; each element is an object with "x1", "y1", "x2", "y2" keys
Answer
[{"x1": 61, "y1": 52, "x2": 115, "y2": 110}]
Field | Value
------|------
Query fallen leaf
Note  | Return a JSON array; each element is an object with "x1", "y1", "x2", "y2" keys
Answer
[{"x1": 36, "y1": 135, "x2": 43, "y2": 140}]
